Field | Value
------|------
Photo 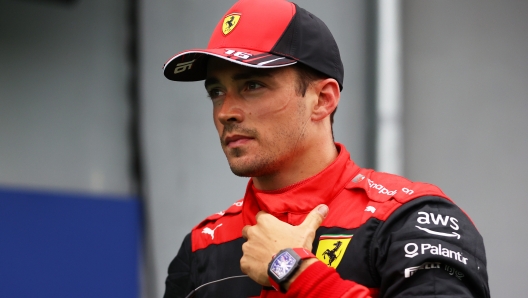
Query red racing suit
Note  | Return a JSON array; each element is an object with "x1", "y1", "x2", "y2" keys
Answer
[{"x1": 164, "y1": 143, "x2": 490, "y2": 297}]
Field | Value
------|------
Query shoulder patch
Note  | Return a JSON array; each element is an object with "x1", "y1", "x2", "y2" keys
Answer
[
  {"x1": 346, "y1": 169, "x2": 449, "y2": 204},
  {"x1": 346, "y1": 169, "x2": 452, "y2": 222},
  {"x1": 191, "y1": 199, "x2": 245, "y2": 252},
  {"x1": 193, "y1": 198, "x2": 244, "y2": 230}
]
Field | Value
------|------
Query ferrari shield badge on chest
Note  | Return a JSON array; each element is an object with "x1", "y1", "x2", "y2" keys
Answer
[
  {"x1": 222, "y1": 13, "x2": 241, "y2": 35},
  {"x1": 315, "y1": 234, "x2": 353, "y2": 269}
]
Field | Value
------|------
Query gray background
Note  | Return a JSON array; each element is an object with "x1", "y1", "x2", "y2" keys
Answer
[
  {"x1": 1, "y1": 0, "x2": 527, "y2": 297},
  {"x1": 0, "y1": 0, "x2": 131, "y2": 194}
]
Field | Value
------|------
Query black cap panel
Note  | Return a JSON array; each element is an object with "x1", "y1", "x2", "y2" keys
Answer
[{"x1": 271, "y1": 4, "x2": 344, "y2": 90}]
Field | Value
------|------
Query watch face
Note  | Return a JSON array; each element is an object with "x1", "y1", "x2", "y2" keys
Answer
[{"x1": 269, "y1": 251, "x2": 297, "y2": 279}]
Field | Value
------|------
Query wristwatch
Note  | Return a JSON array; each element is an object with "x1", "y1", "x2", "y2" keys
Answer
[{"x1": 267, "y1": 248, "x2": 316, "y2": 293}]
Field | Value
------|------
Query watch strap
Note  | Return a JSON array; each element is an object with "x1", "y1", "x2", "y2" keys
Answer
[
  {"x1": 268, "y1": 248, "x2": 316, "y2": 293},
  {"x1": 268, "y1": 271, "x2": 282, "y2": 293},
  {"x1": 292, "y1": 248, "x2": 316, "y2": 260}
]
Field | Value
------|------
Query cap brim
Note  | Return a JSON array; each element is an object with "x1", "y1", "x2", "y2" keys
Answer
[{"x1": 163, "y1": 48, "x2": 297, "y2": 82}]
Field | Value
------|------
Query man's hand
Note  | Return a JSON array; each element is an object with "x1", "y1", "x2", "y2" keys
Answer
[{"x1": 240, "y1": 204, "x2": 329, "y2": 286}]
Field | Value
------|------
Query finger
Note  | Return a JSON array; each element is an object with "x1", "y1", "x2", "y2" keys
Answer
[
  {"x1": 242, "y1": 225, "x2": 250, "y2": 239},
  {"x1": 300, "y1": 204, "x2": 328, "y2": 230},
  {"x1": 255, "y1": 210, "x2": 269, "y2": 222},
  {"x1": 240, "y1": 256, "x2": 248, "y2": 274}
]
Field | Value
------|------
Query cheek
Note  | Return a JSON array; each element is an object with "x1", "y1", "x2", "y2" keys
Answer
[
  {"x1": 212, "y1": 110, "x2": 223, "y2": 135},
  {"x1": 251, "y1": 93, "x2": 296, "y2": 120}
]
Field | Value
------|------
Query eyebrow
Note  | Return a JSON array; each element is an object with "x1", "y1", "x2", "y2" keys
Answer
[
  {"x1": 204, "y1": 69, "x2": 273, "y2": 89},
  {"x1": 204, "y1": 77, "x2": 220, "y2": 89}
]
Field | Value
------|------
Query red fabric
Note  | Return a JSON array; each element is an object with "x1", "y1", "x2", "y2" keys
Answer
[
  {"x1": 242, "y1": 143, "x2": 360, "y2": 227},
  {"x1": 292, "y1": 248, "x2": 315, "y2": 259},
  {"x1": 286, "y1": 262, "x2": 372, "y2": 298},
  {"x1": 190, "y1": 143, "x2": 452, "y2": 296},
  {"x1": 241, "y1": 143, "x2": 448, "y2": 230},
  {"x1": 235, "y1": 143, "x2": 448, "y2": 297},
  {"x1": 191, "y1": 199, "x2": 246, "y2": 252},
  {"x1": 260, "y1": 262, "x2": 374, "y2": 298},
  {"x1": 192, "y1": 143, "x2": 449, "y2": 251}
]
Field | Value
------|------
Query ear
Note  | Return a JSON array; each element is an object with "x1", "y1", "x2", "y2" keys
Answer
[{"x1": 311, "y1": 78, "x2": 340, "y2": 122}]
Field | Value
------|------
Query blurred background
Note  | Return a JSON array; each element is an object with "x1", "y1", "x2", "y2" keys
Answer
[{"x1": 0, "y1": 0, "x2": 526, "y2": 297}]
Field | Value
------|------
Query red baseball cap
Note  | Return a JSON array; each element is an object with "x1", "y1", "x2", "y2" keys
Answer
[{"x1": 163, "y1": 0, "x2": 344, "y2": 90}]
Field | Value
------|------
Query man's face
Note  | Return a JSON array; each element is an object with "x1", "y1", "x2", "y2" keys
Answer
[{"x1": 205, "y1": 58, "x2": 313, "y2": 179}]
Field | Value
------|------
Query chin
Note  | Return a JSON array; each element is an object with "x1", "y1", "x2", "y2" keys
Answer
[
  {"x1": 228, "y1": 158, "x2": 277, "y2": 178},
  {"x1": 227, "y1": 155, "x2": 255, "y2": 177},
  {"x1": 229, "y1": 168, "x2": 253, "y2": 178},
  {"x1": 227, "y1": 161, "x2": 255, "y2": 177}
]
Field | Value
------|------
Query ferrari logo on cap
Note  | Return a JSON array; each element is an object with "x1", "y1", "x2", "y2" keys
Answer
[
  {"x1": 315, "y1": 234, "x2": 353, "y2": 269},
  {"x1": 222, "y1": 13, "x2": 241, "y2": 35}
]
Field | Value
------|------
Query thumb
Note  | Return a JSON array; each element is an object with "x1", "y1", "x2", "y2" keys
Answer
[{"x1": 301, "y1": 204, "x2": 328, "y2": 230}]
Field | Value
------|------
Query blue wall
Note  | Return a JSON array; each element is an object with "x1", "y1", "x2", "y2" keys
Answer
[{"x1": 0, "y1": 188, "x2": 141, "y2": 298}]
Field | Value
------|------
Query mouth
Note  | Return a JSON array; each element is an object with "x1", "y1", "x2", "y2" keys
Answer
[{"x1": 224, "y1": 134, "x2": 254, "y2": 148}]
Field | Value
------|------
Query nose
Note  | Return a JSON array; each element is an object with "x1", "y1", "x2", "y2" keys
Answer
[{"x1": 216, "y1": 93, "x2": 244, "y2": 125}]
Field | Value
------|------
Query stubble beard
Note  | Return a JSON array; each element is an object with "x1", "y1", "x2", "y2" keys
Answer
[
  {"x1": 220, "y1": 124, "x2": 276, "y2": 177},
  {"x1": 220, "y1": 101, "x2": 308, "y2": 179},
  {"x1": 228, "y1": 148, "x2": 277, "y2": 178}
]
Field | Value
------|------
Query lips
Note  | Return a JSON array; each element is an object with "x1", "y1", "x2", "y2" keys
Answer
[{"x1": 224, "y1": 134, "x2": 253, "y2": 147}]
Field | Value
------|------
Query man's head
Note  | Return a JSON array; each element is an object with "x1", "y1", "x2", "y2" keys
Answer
[{"x1": 164, "y1": 0, "x2": 344, "y2": 189}]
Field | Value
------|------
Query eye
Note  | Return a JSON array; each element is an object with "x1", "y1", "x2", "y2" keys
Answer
[
  {"x1": 207, "y1": 88, "x2": 225, "y2": 99},
  {"x1": 245, "y1": 81, "x2": 263, "y2": 91}
]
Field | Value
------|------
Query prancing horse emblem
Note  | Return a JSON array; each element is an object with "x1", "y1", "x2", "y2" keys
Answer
[
  {"x1": 222, "y1": 13, "x2": 241, "y2": 35},
  {"x1": 316, "y1": 234, "x2": 353, "y2": 269},
  {"x1": 322, "y1": 241, "x2": 342, "y2": 266}
]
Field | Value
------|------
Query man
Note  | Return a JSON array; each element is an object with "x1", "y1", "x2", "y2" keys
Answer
[{"x1": 162, "y1": 0, "x2": 490, "y2": 297}]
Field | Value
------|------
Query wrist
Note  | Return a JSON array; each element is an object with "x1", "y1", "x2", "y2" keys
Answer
[
  {"x1": 267, "y1": 248, "x2": 316, "y2": 293},
  {"x1": 283, "y1": 257, "x2": 318, "y2": 291}
]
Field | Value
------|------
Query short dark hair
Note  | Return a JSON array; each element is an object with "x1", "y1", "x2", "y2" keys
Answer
[{"x1": 292, "y1": 63, "x2": 338, "y2": 129}]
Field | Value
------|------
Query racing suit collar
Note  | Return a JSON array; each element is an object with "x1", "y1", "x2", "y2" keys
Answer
[{"x1": 242, "y1": 143, "x2": 360, "y2": 225}]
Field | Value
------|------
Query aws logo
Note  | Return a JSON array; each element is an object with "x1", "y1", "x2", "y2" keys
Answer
[
  {"x1": 315, "y1": 234, "x2": 353, "y2": 269},
  {"x1": 222, "y1": 13, "x2": 241, "y2": 35},
  {"x1": 415, "y1": 211, "x2": 461, "y2": 239}
]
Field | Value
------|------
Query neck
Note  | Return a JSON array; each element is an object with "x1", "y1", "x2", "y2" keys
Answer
[{"x1": 252, "y1": 140, "x2": 338, "y2": 191}]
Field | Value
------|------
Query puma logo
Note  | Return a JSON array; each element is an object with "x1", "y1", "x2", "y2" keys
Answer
[
  {"x1": 364, "y1": 206, "x2": 376, "y2": 213},
  {"x1": 202, "y1": 223, "x2": 223, "y2": 239}
]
